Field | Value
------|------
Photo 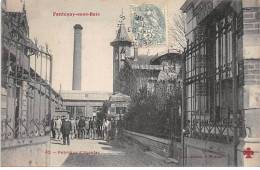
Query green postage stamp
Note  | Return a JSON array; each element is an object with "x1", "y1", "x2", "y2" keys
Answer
[{"x1": 130, "y1": 4, "x2": 167, "y2": 47}]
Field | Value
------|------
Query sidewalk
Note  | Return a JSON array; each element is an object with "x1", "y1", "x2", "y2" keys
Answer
[
  {"x1": 49, "y1": 137, "x2": 179, "y2": 167},
  {"x1": 109, "y1": 138, "x2": 179, "y2": 167}
]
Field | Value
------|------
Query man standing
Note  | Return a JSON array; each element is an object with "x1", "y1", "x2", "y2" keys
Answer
[
  {"x1": 75, "y1": 117, "x2": 79, "y2": 139},
  {"x1": 101, "y1": 119, "x2": 105, "y2": 139},
  {"x1": 54, "y1": 116, "x2": 62, "y2": 140},
  {"x1": 61, "y1": 116, "x2": 65, "y2": 124},
  {"x1": 89, "y1": 117, "x2": 93, "y2": 139},
  {"x1": 104, "y1": 118, "x2": 111, "y2": 141},
  {"x1": 84, "y1": 117, "x2": 90, "y2": 139},
  {"x1": 111, "y1": 118, "x2": 116, "y2": 140},
  {"x1": 97, "y1": 119, "x2": 101, "y2": 139},
  {"x1": 78, "y1": 116, "x2": 85, "y2": 139},
  {"x1": 104, "y1": 118, "x2": 107, "y2": 140},
  {"x1": 61, "y1": 117, "x2": 72, "y2": 145},
  {"x1": 70, "y1": 117, "x2": 76, "y2": 140},
  {"x1": 51, "y1": 117, "x2": 56, "y2": 139},
  {"x1": 92, "y1": 117, "x2": 97, "y2": 140}
]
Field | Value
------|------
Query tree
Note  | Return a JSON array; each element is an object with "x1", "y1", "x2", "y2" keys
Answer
[
  {"x1": 169, "y1": 11, "x2": 187, "y2": 51},
  {"x1": 125, "y1": 82, "x2": 182, "y2": 139},
  {"x1": 115, "y1": 63, "x2": 155, "y2": 97},
  {"x1": 114, "y1": 62, "x2": 136, "y2": 96},
  {"x1": 100, "y1": 100, "x2": 111, "y2": 120}
]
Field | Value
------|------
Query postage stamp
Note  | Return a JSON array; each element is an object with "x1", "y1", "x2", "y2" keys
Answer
[{"x1": 130, "y1": 4, "x2": 167, "y2": 47}]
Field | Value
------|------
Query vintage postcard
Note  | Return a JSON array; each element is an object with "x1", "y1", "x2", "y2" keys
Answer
[{"x1": 1, "y1": 0, "x2": 260, "y2": 167}]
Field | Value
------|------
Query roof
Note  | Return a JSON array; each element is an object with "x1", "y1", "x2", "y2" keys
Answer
[
  {"x1": 126, "y1": 55, "x2": 163, "y2": 71},
  {"x1": 150, "y1": 50, "x2": 182, "y2": 65},
  {"x1": 129, "y1": 55, "x2": 154, "y2": 65},
  {"x1": 180, "y1": 0, "x2": 193, "y2": 13},
  {"x1": 109, "y1": 93, "x2": 131, "y2": 102},
  {"x1": 110, "y1": 24, "x2": 132, "y2": 47},
  {"x1": 61, "y1": 91, "x2": 112, "y2": 101},
  {"x1": 4, "y1": 11, "x2": 29, "y2": 36}
]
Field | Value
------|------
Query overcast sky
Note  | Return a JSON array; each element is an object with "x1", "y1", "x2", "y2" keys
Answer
[{"x1": 7, "y1": 0, "x2": 185, "y2": 92}]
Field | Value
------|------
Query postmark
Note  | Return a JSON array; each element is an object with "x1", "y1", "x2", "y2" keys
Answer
[{"x1": 130, "y1": 4, "x2": 167, "y2": 47}]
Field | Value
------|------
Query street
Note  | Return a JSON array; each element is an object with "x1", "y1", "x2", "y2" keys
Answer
[{"x1": 50, "y1": 138, "x2": 177, "y2": 167}]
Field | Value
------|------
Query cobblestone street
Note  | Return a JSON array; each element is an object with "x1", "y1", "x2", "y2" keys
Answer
[{"x1": 50, "y1": 138, "x2": 177, "y2": 167}]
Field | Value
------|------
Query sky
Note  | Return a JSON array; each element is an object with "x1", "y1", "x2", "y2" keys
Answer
[{"x1": 6, "y1": 0, "x2": 185, "y2": 93}]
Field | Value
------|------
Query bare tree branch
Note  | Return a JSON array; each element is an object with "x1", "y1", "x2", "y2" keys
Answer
[{"x1": 169, "y1": 11, "x2": 187, "y2": 52}]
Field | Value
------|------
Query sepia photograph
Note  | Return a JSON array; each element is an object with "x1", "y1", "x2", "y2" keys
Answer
[{"x1": 1, "y1": 0, "x2": 260, "y2": 167}]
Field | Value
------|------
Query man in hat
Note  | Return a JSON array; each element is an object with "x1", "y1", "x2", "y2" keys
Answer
[
  {"x1": 78, "y1": 116, "x2": 85, "y2": 139},
  {"x1": 75, "y1": 117, "x2": 79, "y2": 139},
  {"x1": 70, "y1": 117, "x2": 76, "y2": 140},
  {"x1": 61, "y1": 117, "x2": 72, "y2": 145},
  {"x1": 51, "y1": 116, "x2": 56, "y2": 139},
  {"x1": 54, "y1": 116, "x2": 62, "y2": 140},
  {"x1": 92, "y1": 117, "x2": 97, "y2": 140},
  {"x1": 84, "y1": 117, "x2": 90, "y2": 139}
]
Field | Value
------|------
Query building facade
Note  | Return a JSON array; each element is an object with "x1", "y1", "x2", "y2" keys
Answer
[
  {"x1": 110, "y1": 18, "x2": 182, "y2": 97},
  {"x1": 181, "y1": 0, "x2": 260, "y2": 166},
  {"x1": 61, "y1": 91, "x2": 112, "y2": 118},
  {"x1": 108, "y1": 92, "x2": 131, "y2": 120},
  {"x1": 110, "y1": 14, "x2": 183, "y2": 161},
  {"x1": 0, "y1": 1, "x2": 64, "y2": 166}
]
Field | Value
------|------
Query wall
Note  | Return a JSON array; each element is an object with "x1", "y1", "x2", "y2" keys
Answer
[
  {"x1": 63, "y1": 100, "x2": 104, "y2": 117},
  {"x1": 124, "y1": 130, "x2": 236, "y2": 166},
  {"x1": 181, "y1": 0, "x2": 260, "y2": 167},
  {"x1": 183, "y1": 137, "x2": 234, "y2": 167},
  {"x1": 1, "y1": 135, "x2": 51, "y2": 167},
  {"x1": 123, "y1": 130, "x2": 179, "y2": 159},
  {"x1": 237, "y1": 0, "x2": 260, "y2": 166}
]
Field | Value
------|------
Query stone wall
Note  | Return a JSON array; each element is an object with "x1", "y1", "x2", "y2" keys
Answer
[
  {"x1": 244, "y1": 59, "x2": 260, "y2": 85},
  {"x1": 123, "y1": 130, "x2": 174, "y2": 158},
  {"x1": 237, "y1": 1, "x2": 260, "y2": 167},
  {"x1": 183, "y1": 137, "x2": 234, "y2": 167},
  {"x1": 243, "y1": 5, "x2": 260, "y2": 85},
  {"x1": 1, "y1": 135, "x2": 50, "y2": 167},
  {"x1": 243, "y1": 7, "x2": 260, "y2": 36}
]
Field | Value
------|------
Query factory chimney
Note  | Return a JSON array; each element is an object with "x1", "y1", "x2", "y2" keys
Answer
[{"x1": 72, "y1": 24, "x2": 83, "y2": 90}]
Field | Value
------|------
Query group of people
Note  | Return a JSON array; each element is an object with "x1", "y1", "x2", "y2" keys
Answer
[
  {"x1": 50, "y1": 116, "x2": 72, "y2": 145},
  {"x1": 51, "y1": 116, "x2": 122, "y2": 145}
]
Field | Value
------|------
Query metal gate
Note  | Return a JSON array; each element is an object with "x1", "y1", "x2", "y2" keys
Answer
[
  {"x1": 181, "y1": 5, "x2": 242, "y2": 145},
  {"x1": 1, "y1": 11, "x2": 53, "y2": 140}
]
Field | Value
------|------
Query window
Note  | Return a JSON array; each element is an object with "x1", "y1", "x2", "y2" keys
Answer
[
  {"x1": 184, "y1": 8, "x2": 237, "y2": 143},
  {"x1": 92, "y1": 106, "x2": 98, "y2": 112},
  {"x1": 116, "y1": 107, "x2": 126, "y2": 114}
]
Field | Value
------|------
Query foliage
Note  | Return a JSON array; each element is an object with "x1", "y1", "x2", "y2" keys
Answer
[
  {"x1": 125, "y1": 81, "x2": 182, "y2": 139},
  {"x1": 114, "y1": 64, "x2": 135, "y2": 96},
  {"x1": 99, "y1": 100, "x2": 111, "y2": 121}
]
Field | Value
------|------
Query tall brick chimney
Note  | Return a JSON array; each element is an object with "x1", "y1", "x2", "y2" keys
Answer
[{"x1": 72, "y1": 24, "x2": 83, "y2": 90}]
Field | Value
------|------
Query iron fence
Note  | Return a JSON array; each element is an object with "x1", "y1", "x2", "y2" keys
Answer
[
  {"x1": 1, "y1": 10, "x2": 53, "y2": 140},
  {"x1": 182, "y1": 5, "x2": 243, "y2": 144}
]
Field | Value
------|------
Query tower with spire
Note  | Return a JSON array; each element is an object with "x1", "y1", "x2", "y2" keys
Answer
[
  {"x1": 110, "y1": 11, "x2": 132, "y2": 93},
  {"x1": 23, "y1": 0, "x2": 26, "y2": 13}
]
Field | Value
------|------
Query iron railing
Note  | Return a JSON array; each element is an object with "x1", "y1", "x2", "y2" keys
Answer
[
  {"x1": 1, "y1": 10, "x2": 53, "y2": 140},
  {"x1": 182, "y1": 6, "x2": 242, "y2": 144}
]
